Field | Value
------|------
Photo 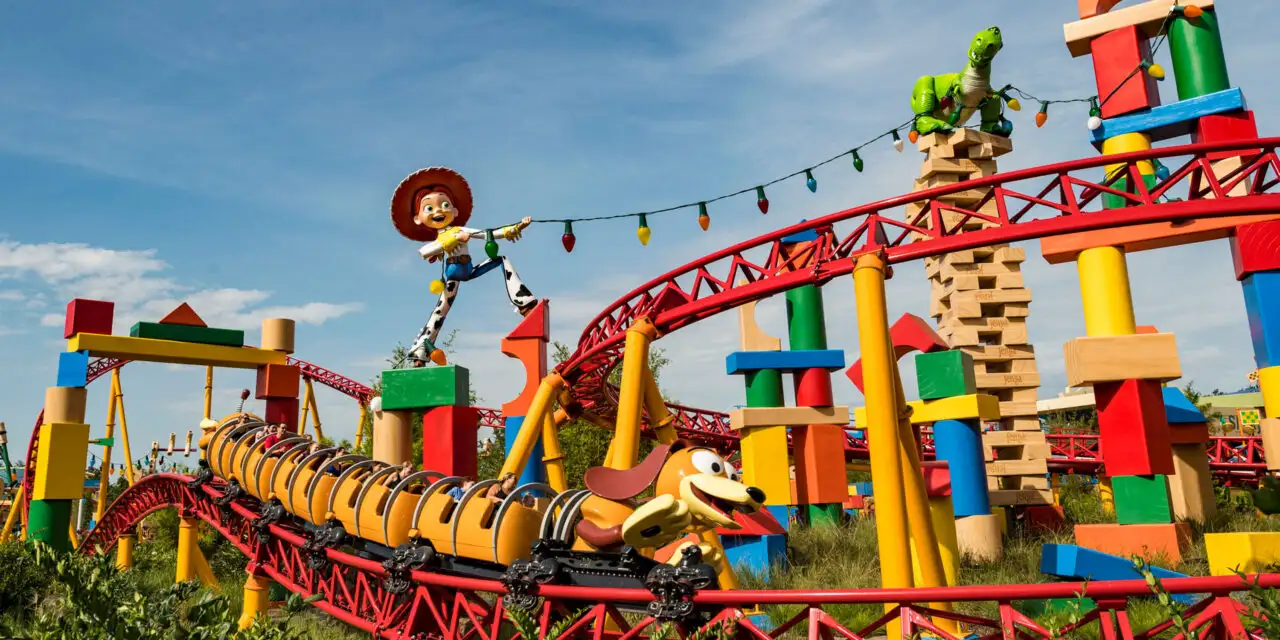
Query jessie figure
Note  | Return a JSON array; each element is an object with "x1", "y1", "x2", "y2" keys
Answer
[{"x1": 391, "y1": 167, "x2": 537, "y2": 366}]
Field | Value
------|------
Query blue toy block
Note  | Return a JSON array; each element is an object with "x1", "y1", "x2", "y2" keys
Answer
[
  {"x1": 849, "y1": 429, "x2": 865, "y2": 440},
  {"x1": 765, "y1": 505, "x2": 791, "y2": 531},
  {"x1": 780, "y1": 220, "x2": 819, "y2": 244},
  {"x1": 1242, "y1": 270, "x2": 1280, "y2": 368},
  {"x1": 503, "y1": 417, "x2": 546, "y2": 487},
  {"x1": 1163, "y1": 387, "x2": 1208, "y2": 424},
  {"x1": 851, "y1": 481, "x2": 874, "y2": 496},
  {"x1": 745, "y1": 613, "x2": 775, "y2": 631},
  {"x1": 1041, "y1": 544, "x2": 1197, "y2": 605},
  {"x1": 56, "y1": 350, "x2": 89, "y2": 388},
  {"x1": 1090, "y1": 88, "x2": 1245, "y2": 146},
  {"x1": 725, "y1": 349, "x2": 845, "y2": 374},
  {"x1": 722, "y1": 533, "x2": 787, "y2": 577},
  {"x1": 932, "y1": 419, "x2": 990, "y2": 517}
]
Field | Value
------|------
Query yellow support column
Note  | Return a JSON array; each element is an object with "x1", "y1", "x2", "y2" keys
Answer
[
  {"x1": 355, "y1": 402, "x2": 369, "y2": 452},
  {"x1": 176, "y1": 515, "x2": 200, "y2": 583},
  {"x1": 611, "y1": 318, "x2": 659, "y2": 470},
  {"x1": 642, "y1": 364, "x2": 678, "y2": 444},
  {"x1": 113, "y1": 371, "x2": 137, "y2": 486},
  {"x1": 541, "y1": 412, "x2": 568, "y2": 493},
  {"x1": 238, "y1": 574, "x2": 272, "y2": 630},
  {"x1": 1077, "y1": 246, "x2": 1137, "y2": 337},
  {"x1": 892, "y1": 370, "x2": 949, "y2": 607},
  {"x1": 116, "y1": 533, "x2": 136, "y2": 570},
  {"x1": 299, "y1": 378, "x2": 313, "y2": 437},
  {"x1": 1, "y1": 486, "x2": 22, "y2": 542},
  {"x1": 203, "y1": 366, "x2": 213, "y2": 421},
  {"x1": 499, "y1": 373, "x2": 563, "y2": 478},
  {"x1": 853, "y1": 253, "x2": 914, "y2": 636},
  {"x1": 96, "y1": 373, "x2": 120, "y2": 524}
]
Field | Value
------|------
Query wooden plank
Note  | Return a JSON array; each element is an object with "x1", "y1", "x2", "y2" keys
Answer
[
  {"x1": 987, "y1": 459, "x2": 1049, "y2": 476},
  {"x1": 961, "y1": 345, "x2": 1037, "y2": 361},
  {"x1": 1090, "y1": 88, "x2": 1246, "y2": 145},
  {"x1": 67, "y1": 333, "x2": 287, "y2": 369},
  {"x1": 975, "y1": 372, "x2": 1042, "y2": 389},
  {"x1": 729, "y1": 406, "x2": 850, "y2": 431},
  {"x1": 984, "y1": 430, "x2": 1048, "y2": 446},
  {"x1": 1064, "y1": 0, "x2": 1216, "y2": 57},
  {"x1": 989, "y1": 488, "x2": 1055, "y2": 506},
  {"x1": 1064, "y1": 333, "x2": 1181, "y2": 387}
]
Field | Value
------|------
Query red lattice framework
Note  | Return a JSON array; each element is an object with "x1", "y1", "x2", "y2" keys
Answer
[{"x1": 80, "y1": 473, "x2": 1277, "y2": 639}]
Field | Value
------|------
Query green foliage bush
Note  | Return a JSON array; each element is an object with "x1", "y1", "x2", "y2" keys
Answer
[{"x1": 0, "y1": 540, "x2": 51, "y2": 624}]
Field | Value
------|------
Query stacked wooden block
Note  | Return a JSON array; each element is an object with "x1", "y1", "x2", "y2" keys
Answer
[
  {"x1": 376, "y1": 365, "x2": 477, "y2": 474},
  {"x1": 910, "y1": 130, "x2": 1052, "y2": 508}
]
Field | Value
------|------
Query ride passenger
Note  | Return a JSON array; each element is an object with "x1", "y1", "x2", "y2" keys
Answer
[
  {"x1": 486, "y1": 473, "x2": 518, "y2": 504},
  {"x1": 447, "y1": 478, "x2": 475, "y2": 501}
]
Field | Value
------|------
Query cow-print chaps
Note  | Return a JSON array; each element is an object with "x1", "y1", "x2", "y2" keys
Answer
[{"x1": 409, "y1": 257, "x2": 535, "y2": 363}]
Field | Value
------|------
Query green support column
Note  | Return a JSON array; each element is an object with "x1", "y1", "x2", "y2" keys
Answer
[
  {"x1": 786, "y1": 285, "x2": 828, "y2": 350},
  {"x1": 1169, "y1": 8, "x2": 1230, "y2": 100},
  {"x1": 28, "y1": 499, "x2": 73, "y2": 552}
]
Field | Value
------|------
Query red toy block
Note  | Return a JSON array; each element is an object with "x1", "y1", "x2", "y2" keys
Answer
[
  {"x1": 1074, "y1": 522, "x2": 1192, "y2": 564},
  {"x1": 1168, "y1": 422, "x2": 1210, "y2": 445},
  {"x1": 1090, "y1": 26, "x2": 1160, "y2": 119},
  {"x1": 159, "y1": 302, "x2": 207, "y2": 327},
  {"x1": 793, "y1": 424, "x2": 849, "y2": 504},
  {"x1": 264, "y1": 397, "x2": 300, "y2": 433},
  {"x1": 64, "y1": 298, "x2": 114, "y2": 339},
  {"x1": 845, "y1": 494, "x2": 867, "y2": 509},
  {"x1": 922, "y1": 461, "x2": 952, "y2": 498},
  {"x1": 847, "y1": 313, "x2": 948, "y2": 393},
  {"x1": 1096, "y1": 379, "x2": 1175, "y2": 476},
  {"x1": 793, "y1": 368, "x2": 833, "y2": 407},
  {"x1": 1025, "y1": 505, "x2": 1067, "y2": 532},
  {"x1": 1194, "y1": 110, "x2": 1259, "y2": 160},
  {"x1": 506, "y1": 299, "x2": 550, "y2": 341},
  {"x1": 255, "y1": 364, "x2": 300, "y2": 399},
  {"x1": 1230, "y1": 220, "x2": 1280, "y2": 280},
  {"x1": 422, "y1": 405, "x2": 478, "y2": 477}
]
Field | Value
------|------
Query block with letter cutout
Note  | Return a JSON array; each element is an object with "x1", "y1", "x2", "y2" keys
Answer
[{"x1": 1064, "y1": 333, "x2": 1181, "y2": 388}]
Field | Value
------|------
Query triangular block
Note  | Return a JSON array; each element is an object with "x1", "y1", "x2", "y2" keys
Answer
[
  {"x1": 506, "y1": 299, "x2": 550, "y2": 341},
  {"x1": 1163, "y1": 387, "x2": 1208, "y2": 424},
  {"x1": 160, "y1": 302, "x2": 207, "y2": 327}
]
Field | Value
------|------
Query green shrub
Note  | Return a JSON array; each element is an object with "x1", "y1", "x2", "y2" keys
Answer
[{"x1": 0, "y1": 540, "x2": 52, "y2": 623}]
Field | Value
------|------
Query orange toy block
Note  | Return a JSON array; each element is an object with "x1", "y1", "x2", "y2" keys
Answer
[
  {"x1": 159, "y1": 302, "x2": 207, "y2": 327},
  {"x1": 255, "y1": 364, "x2": 300, "y2": 399},
  {"x1": 793, "y1": 424, "x2": 849, "y2": 504},
  {"x1": 1074, "y1": 522, "x2": 1192, "y2": 564},
  {"x1": 1090, "y1": 26, "x2": 1160, "y2": 118},
  {"x1": 1040, "y1": 214, "x2": 1280, "y2": 265},
  {"x1": 500, "y1": 337, "x2": 548, "y2": 416},
  {"x1": 1077, "y1": 0, "x2": 1123, "y2": 19},
  {"x1": 1097, "y1": 379, "x2": 1175, "y2": 476}
]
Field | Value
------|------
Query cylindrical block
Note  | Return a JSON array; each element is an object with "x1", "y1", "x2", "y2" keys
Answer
[
  {"x1": 931, "y1": 420, "x2": 990, "y2": 517},
  {"x1": 1077, "y1": 246, "x2": 1137, "y2": 337},
  {"x1": 1169, "y1": 8, "x2": 1230, "y2": 101},
  {"x1": 785, "y1": 285, "x2": 828, "y2": 350},
  {"x1": 372, "y1": 409, "x2": 413, "y2": 465},
  {"x1": 116, "y1": 534, "x2": 136, "y2": 570},
  {"x1": 1099, "y1": 476, "x2": 1115, "y2": 515},
  {"x1": 743, "y1": 369, "x2": 784, "y2": 406},
  {"x1": 1101, "y1": 132, "x2": 1154, "y2": 180},
  {"x1": 954, "y1": 513, "x2": 1004, "y2": 563},
  {"x1": 27, "y1": 499, "x2": 73, "y2": 552},
  {"x1": 260, "y1": 318, "x2": 296, "y2": 353},
  {"x1": 43, "y1": 386, "x2": 87, "y2": 424},
  {"x1": 793, "y1": 368, "x2": 833, "y2": 407}
]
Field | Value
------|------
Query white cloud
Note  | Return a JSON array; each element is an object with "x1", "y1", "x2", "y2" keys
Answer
[{"x1": 0, "y1": 290, "x2": 24, "y2": 301}]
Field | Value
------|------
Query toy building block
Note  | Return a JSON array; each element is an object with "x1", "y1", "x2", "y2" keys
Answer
[
  {"x1": 1096, "y1": 379, "x2": 1175, "y2": 476},
  {"x1": 932, "y1": 420, "x2": 989, "y2": 517},
  {"x1": 422, "y1": 406, "x2": 479, "y2": 478},
  {"x1": 1063, "y1": 333, "x2": 1181, "y2": 387},
  {"x1": 1090, "y1": 26, "x2": 1160, "y2": 118},
  {"x1": 725, "y1": 349, "x2": 845, "y2": 375},
  {"x1": 989, "y1": 489, "x2": 1054, "y2": 507},
  {"x1": 1163, "y1": 387, "x2": 1208, "y2": 423},
  {"x1": 56, "y1": 350, "x2": 89, "y2": 388},
  {"x1": 1262, "y1": 419, "x2": 1280, "y2": 472},
  {"x1": 846, "y1": 313, "x2": 947, "y2": 393},
  {"x1": 853, "y1": 394, "x2": 1000, "y2": 428},
  {"x1": 1264, "y1": 366, "x2": 1280, "y2": 414},
  {"x1": 1077, "y1": 0, "x2": 1124, "y2": 19},
  {"x1": 921, "y1": 461, "x2": 952, "y2": 498},
  {"x1": 32, "y1": 422, "x2": 91, "y2": 500},
  {"x1": 43, "y1": 386, "x2": 87, "y2": 424},
  {"x1": 765, "y1": 506, "x2": 791, "y2": 531},
  {"x1": 129, "y1": 322, "x2": 245, "y2": 348},
  {"x1": 915, "y1": 350, "x2": 977, "y2": 400},
  {"x1": 943, "y1": 289, "x2": 1033, "y2": 320},
  {"x1": 851, "y1": 481, "x2": 874, "y2": 496},
  {"x1": 1025, "y1": 506, "x2": 1067, "y2": 533},
  {"x1": 721, "y1": 533, "x2": 787, "y2": 577},
  {"x1": 1168, "y1": 443, "x2": 1216, "y2": 522},
  {"x1": 729, "y1": 406, "x2": 848, "y2": 430},
  {"x1": 506, "y1": 300, "x2": 550, "y2": 341},
  {"x1": 741, "y1": 425, "x2": 792, "y2": 506},
  {"x1": 503, "y1": 416, "x2": 545, "y2": 486},
  {"x1": 371, "y1": 409, "x2": 413, "y2": 466},
  {"x1": 159, "y1": 302, "x2": 207, "y2": 327},
  {"x1": 955, "y1": 513, "x2": 1003, "y2": 563},
  {"x1": 1205, "y1": 532, "x2": 1280, "y2": 576},
  {"x1": 255, "y1": 364, "x2": 301, "y2": 399},
  {"x1": 916, "y1": 128, "x2": 1013, "y2": 157},
  {"x1": 67, "y1": 333, "x2": 287, "y2": 369},
  {"x1": 1111, "y1": 475, "x2": 1173, "y2": 524},
  {"x1": 1063, "y1": 0, "x2": 1215, "y2": 57},
  {"x1": 1232, "y1": 222, "x2": 1280, "y2": 281},
  {"x1": 380, "y1": 365, "x2": 471, "y2": 411},
  {"x1": 1040, "y1": 214, "x2": 1280, "y2": 265},
  {"x1": 1241, "y1": 272, "x2": 1280, "y2": 368},
  {"x1": 806, "y1": 503, "x2": 844, "y2": 527},
  {"x1": 911, "y1": 496, "x2": 960, "y2": 589},
  {"x1": 1168, "y1": 6, "x2": 1230, "y2": 101},
  {"x1": 737, "y1": 286, "x2": 782, "y2": 352},
  {"x1": 1090, "y1": 88, "x2": 1246, "y2": 146},
  {"x1": 63, "y1": 298, "x2": 114, "y2": 339},
  {"x1": 264, "y1": 397, "x2": 299, "y2": 432},
  {"x1": 1041, "y1": 543, "x2": 1197, "y2": 604},
  {"x1": 1101, "y1": 173, "x2": 1159, "y2": 210},
  {"x1": 1195, "y1": 110, "x2": 1259, "y2": 160},
  {"x1": 793, "y1": 425, "x2": 851, "y2": 505},
  {"x1": 1075, "y1": 522, "x2": 1192, "y2": 564},
  {"x1": 500, "y1": 327, "x2": 548, "y2": 416},
  {"x1": 260, "y1": 318, "x2": 295, "y2": 354}
]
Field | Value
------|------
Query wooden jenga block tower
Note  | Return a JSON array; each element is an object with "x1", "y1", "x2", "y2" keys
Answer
[{"x1": 910, "y1": 129, "x2": 1053, "y2": 507}]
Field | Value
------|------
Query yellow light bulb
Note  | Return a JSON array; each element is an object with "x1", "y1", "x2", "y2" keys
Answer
[
  {"x1": 637, "y1": 226, "x2": 651, "y2": 246},
  {"x1": 430, "y1": 279, "x2": 445, "y2": 295},
  {"x1": 1006, "y1": 97, "x2": 1022, "y2": 112},
  {"x1": 1147, "y1": 62, "x2": 1165, "y2": 80}
]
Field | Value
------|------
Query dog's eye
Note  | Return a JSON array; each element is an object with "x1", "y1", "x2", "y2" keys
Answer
[{"x1": 691, "y1": 450, "x2": 727, "y2": 477}]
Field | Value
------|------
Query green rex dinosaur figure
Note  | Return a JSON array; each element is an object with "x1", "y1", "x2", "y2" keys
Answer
[{"x1": 911, "y1": 26, "x2": 1011, "y2": 137}]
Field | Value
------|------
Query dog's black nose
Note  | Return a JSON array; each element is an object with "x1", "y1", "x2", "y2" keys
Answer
[{"x1": 746, "y1": 486, "x2": 765, "y2": 503}]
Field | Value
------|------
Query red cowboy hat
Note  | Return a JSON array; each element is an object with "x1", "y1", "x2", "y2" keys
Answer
[{"x1": 390, "y1": 167, "x2": 474, "y2": 242}]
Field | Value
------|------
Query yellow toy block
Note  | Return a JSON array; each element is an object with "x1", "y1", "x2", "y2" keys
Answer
[
  {"x1": 1261, "y1": 366, "x2": 1280, "y2": 414},
  {"x1": 68, "y1": 333, "x2": 288, "y2": 370},
  {"x1": 740, "y1": 425, "x2": 791, "y2": 506},
  {"x1": 728, "y1": 406, "x2": 849, "y2": 431},
  {"x1": 1205, "y1": 532, "x2": 1280, "y2": 576},
  {"x1": 32, "y1": 422, "x2": 91, "y2": 500},
  {"x1": 1063, "y1": 333, "x2": 1181, "y2": 388},
  {"x1": 854, "y1": 394, "x2": 1000, "y2": 428},
  {"x1": 1063, "y1": 0, "x2": 1215, "y2": 57}
]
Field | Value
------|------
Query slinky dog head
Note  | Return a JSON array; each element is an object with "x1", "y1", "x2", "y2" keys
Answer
[{"x1": 584, "y1": 441, "x2": 765, "y2": 530}]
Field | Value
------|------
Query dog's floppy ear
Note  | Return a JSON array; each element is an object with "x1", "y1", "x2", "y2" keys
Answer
[{"x1": 584, "y1": 443, "x2": 673, "y2": 501}]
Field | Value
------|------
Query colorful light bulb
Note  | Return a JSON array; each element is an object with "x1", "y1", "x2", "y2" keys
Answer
[
  {"x1": 561, "y1": 221, "x2": 576, "y2": 253},
  {"x1": 1143, "y1": 60, "x2": 1165, "y2": 80},
  {"x1": 892, "y1": 130, "x2": 903, "y2": 152},
  {"x1": 1087, "y1": 97, "x2": 1102, "y2": 131},
  {"x1": 909, "y1": 129, "x2": 920, "y2": 144},
  {"x1": 1036, "y1": 102, "x2": 1049, "y2": 128},
  {"x1": 430, "y1": 279, "x2": 445, "y2": 295},
  {"x1": 756, "y1": 185, "x2": 769, "y2": 214},
  {"x1": 484, "y1": 229, "x2": 499, "y2": 260},
  {"x1": 851, "y1": 150, "x2": 864, "y2": 172},
  {"x1": 637, "y1": 213, "x2": 651, "y2": 246},
  {"x1": 805, "y1": 169, "x2": 817, "y2": 193},
  {"x1": 1181, "y1": 4, "x2": 1204, "y2": 18},
  {"x1": 1004, "y1": 94, "x2": 1021, "y2": 111},
  {"x1": 1154, "y1": 160, "x2": 1171, "y2": 181},
  {"x1": 697, "y1": 202, "x2": 710, "y2": 230}
]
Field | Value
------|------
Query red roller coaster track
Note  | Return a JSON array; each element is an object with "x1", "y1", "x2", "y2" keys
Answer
[{"x1": 29, "y1": 138, "x2": 1280, "y2": 637}]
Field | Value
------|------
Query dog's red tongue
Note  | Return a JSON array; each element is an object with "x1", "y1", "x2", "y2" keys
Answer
[
  {"x1": 715, "y1": 509, "x2": 786, "y2": 536},
  {"x1": 583, "y1": 443, "x2": 673, "y2": 501}
]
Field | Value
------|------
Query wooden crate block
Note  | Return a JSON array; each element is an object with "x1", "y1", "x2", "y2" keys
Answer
[
  {"x1": 984, "y1": 442, "x2": 1052, "y2": 462},
  {"x1": 1007, "y1": 417, "x2": 1046, "y2": 432},
  {"x1": 986, "y1": 459, "x2": 1048, "y2": 476},
  {"x1": 422, "y1": 406, "x2": 478, "y2": 478},
  {"x1": 1262, "y1": 419, "x2": 1280, "y2": 471},
  {"x1": 1003, "y1": 303, "x2": 1031, "y2": 318},
  {"x1": 944, "y1": 288, "x2": 1034, "y2": 319},
  {"x1": 975, "y1": 372, "x2": 1041, "y2": 390},
  {"x1": 945, "y1": 324, "x2": 1028, "y2": 347},
  {"x1": 67, "y1": 333, "x2": 287, "y2": 369},
  {"x1": 939, "y1": 261, "x2": 1024, "y2": 280},
  {"x1": 1064, "y1": 0, "x2": 1215, "y2": 57},
  {"x1": 730, "y1": 406, "x2": 849, "y2": 430},
  {"x1": 129, "y1": 321, "x2": 245, "y2": 348},
  {"x1": 741, "y1": 425, "x2": 792, "y2": 506},
  {"x1": 1097, "y1": 379, "x2": 1175, "y2": 476},
  {"x1": 915, "y1": 350, "x2": 977, "y2": 400},
  {"x1": 975, "y1": 358, "x2": 1039, "y2": 375},
  {"x1": 1064, "y1": 333, "x2": 1181, "y2": 387},
  {"x1": 919, "y1": 158, "x2": 997, "y2": 180},
  {"x1": 1168, "y1": 442, "x2": 1215, "y2": 523},
  {"x1": 1090, "y1": 26, "x2": 1160, "y2": 118},
  {"x1": 962, "y1": 345, "x2": 1036, "y2": 361},
  {"x1": 64, "y1": 298, "x2": 114, "y2": 339},
  {"x1": 917, "y1": 128, "x2": 1013, "y2": 155},
  {"x1": 983, "y1": 430, "x2": 1047, "y2": 447},
  {"x1": 1112, "y1": 475, "x2": 1173, "y2": 524},
  {"x1": 31, "y1": 422, "x2": 91, "y2": 500},
  {"x1": 381, "y1": 365, "x2": 471, "y2": 410},
  {"x1": 255, "y1": 364, "x2": 301, "y2": 399},
  {"x1": 955, "y1": 514, "x2": 1004, "y2": 562},
  {"x1": 989, "y1": 489, "x2": 1054, "y2": 506},
  {"x1": 1205, "y1": 532, "x2": 1280, "y2": 576},
  {"x1": 1075, "y1": 522, "x2": 1192, "y2": 564},
  {"x1": 854, "y1": 394, "x2": 999, "y2": 427},
  {"x1": 998, "y1": 401, "x2": 1040, "y2": 418}
]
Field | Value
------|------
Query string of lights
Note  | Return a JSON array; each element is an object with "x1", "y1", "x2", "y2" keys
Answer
[{"x1": 466, "y1": 2, "x2": 1203, "y2": 254}]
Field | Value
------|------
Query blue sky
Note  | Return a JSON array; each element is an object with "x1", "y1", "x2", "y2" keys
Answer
[{"x1": 0, "y1": 1, "x2": 1274, "y2": 466}]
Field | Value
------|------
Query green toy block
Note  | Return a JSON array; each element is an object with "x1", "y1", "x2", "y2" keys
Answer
[
  {"x1": 129, "y1": 322, "x2": 245, "y2": 347},
  {"x1": 915, "y1": 350, "x2": 977, "y2": 400},
  {"x1": 1112, "y1": 475, "x2": 1173, "y2": 525},
  {"x1": 1103, "y1": 173, "x2": 1158, "y2": 210},
  {"x1": 1017, "y1": 596, "x2": 1096, "y2": 617},
  {"x1": 806, "y1": 503, "x2": 843, "y2": 527},
  {"x1": 381, "y1": 365, "x2": 470, "y2": 410}
]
